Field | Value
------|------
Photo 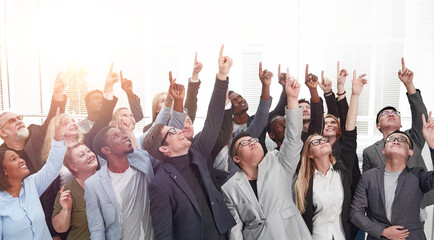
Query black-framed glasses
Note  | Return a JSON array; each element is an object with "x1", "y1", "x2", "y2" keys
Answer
[
  {"x1": 235, "y1": 138, "x2": 259, "y2": 156},
  {"x1": 160, "y1": 127, "x2": 177, "y2": 146},
  {"x1": 309, "y1": 137, "x2": 329, "y2": 147},
  {"x1": 378, "y1": 110, "x2": 401, "y2": 121},
  {"x1": 0, "y1": 115, "x2": 23, "y2": 129},
  {"x1": 385, "y1": 136, "x2": 412, "y2": 149}
]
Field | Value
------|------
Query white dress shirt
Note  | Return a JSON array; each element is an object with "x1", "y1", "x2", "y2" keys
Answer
[{"x1": 312, "y1": 164, "x2": 345, "y2": 240}]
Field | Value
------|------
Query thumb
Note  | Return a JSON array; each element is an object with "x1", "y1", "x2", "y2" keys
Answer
[{"x1": 60, "y1": 186, "x2": 65, "y2": 193}]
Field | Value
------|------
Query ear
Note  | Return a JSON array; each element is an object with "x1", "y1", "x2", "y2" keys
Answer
[
  {"x1": 376, "y1": 124, "x2": 380, "y2": 130},
  {"x1": 0, "y1": 129, "x2": 8, "y2": 139},
  {"x1": 232, "y1": 155, "x2": 241, "y2": 164},
  {"x1": 408, "y1": 149, "x2": 414, "y2": 157},
  {"x1": 101, "y1": 146, "x2": 111, "y2": 155},
  {"x1": 159, "y1": 146, "x2": 169, "y2": 154},
  {"x1": 268, "y1": 132, "x2": 275, "y2": 140}
]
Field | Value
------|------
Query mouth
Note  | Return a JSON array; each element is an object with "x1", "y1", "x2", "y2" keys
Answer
[
  {"x1": 124, "y1": 140, "x2": 132, "y2": 146},
  {"x1": 87, "y1": 157, "x2": 95, "y2": 165},
  {"x1": 19, "y1": 164, "x2": 27, "y2": 169}
]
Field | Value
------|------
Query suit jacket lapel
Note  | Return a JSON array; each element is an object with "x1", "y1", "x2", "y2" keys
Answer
[
  {"x1": 99, "y1": 165, "x2": 120, "y2": 213},
  {"x1": 162, "y1": 163, "x2": 202, "y2": 217},
  {"x1": 235, "y1": 171, "x2": 264, "y2": 217},
  {"x1": 375, "y1": 141, "x2": 386, "y2": 165},
  {"x1": 376, "y1": 167, "x2": 387, "y2": 216},
  {"x1": 391, "y1": 168, "x2": 409, "y2": 223}
]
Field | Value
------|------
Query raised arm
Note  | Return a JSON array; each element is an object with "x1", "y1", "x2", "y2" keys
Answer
[
  {"x1": 194, "y1": 45, "x2": 231, "y2": 155},
  {"x1": 305, "y1": 64, "x2": 320, "y2": 103},
  {"x1": 41, "y1": 72, "x2": 67, "y2": 134},
  {"x1": 279, "y1": 71, "x2": 303, "y2": 175},
  {"x1": 52, "y1": 186, "x2": 72, "y2": 233},
  {"x1": 423, "y1": 112, "x2": 434, "y2": 166},
  {"x1": 120, "y1": 70, "x2": 144, "y2": 122},
  {"x1": 184, "y1": 52, "x2": 202, "y2": 123},
  {"x1": 400, "y1": 58, "x2": 428, "y2": 149},
  {"x1": 320, "y1": 70, "x2": 338, "y2": 117},
  {"x1": 31, "y1": 109, "x2": 67, "y2": 196}
]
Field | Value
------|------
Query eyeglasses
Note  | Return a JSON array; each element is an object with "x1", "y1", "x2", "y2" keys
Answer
[
  {"x1": 309, "y1": 137, "x2": 330, "y2": 147},
  {"x1": 385, "y1": 136, "x2": 412, "y2": 149},
  {"x1": 378, "y1": 110, "x2": 401, "y2": 121},
  {"x1": 160, "y1": 127, "x2": 177, "y2": 146},
  {"x1": 235, "y1": 138, "x2": 259, "y2": 156},
  {"x1": 0, "y1": 115, "x2": 23, "y2": 129}
]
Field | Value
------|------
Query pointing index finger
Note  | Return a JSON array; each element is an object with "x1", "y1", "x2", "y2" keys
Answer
[
  {"x1": 337, "y1": 61, "x2": 340, "y2": 75},
  {"x1": 259, "y1": 62, "x2": 263, "y2": 74},
  {"x1": 120, "y1": 70, "x2": 123, "y2": 81},
  {"x1": 169, "y1": 71, "x2": 174, "y2": 85},
  {"x1": 219, "y1": 45, "x2": 224, "y2": 60},
  {"x1": 401, "y1": 57, "x2": 405, "y2": 71},
  {"x1": 305, "y1": 64, "x2": 309, "y2": 78},
  {"x1": 109, "y1": 62, "x2": 114, "y2": 73},
  {"x1": 278, "y1": 64, "x2": 281, "y2": 76},
  {"x1": 194, "y1": 52, "x2": 198, "y2": 64}
]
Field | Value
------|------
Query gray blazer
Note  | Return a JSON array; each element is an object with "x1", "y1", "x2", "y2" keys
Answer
[
  {"x1": 221, "y1": 108, "x2": 312, "y2": 240},
  {"x1": 362, "y1": 90, "x2": 434, "y2": 208},
  {"x1": 350, "y1": 163, "x2": 434, "y2": 240},
  {"x1": 84, "y1": 149, "x2": 154, "y2": 240}
]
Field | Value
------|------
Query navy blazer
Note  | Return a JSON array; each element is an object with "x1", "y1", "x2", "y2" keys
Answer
[{"x1": 149, "y1": 78, "x2": 236, "y2": 240}]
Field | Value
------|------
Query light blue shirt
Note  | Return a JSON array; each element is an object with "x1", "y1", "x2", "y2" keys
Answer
[{"x1": 0, "y1": 140, "x2": 66, "y2": 240}]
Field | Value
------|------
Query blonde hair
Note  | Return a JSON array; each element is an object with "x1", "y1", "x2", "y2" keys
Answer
[
  {"x1": 151, "y1": 92, "x2": 167, "y2": 122},
  {"x1": 295, "y1": 134, "x2": 336, "y2": 213},
  {"x1": 40, "y1": 114, "x2": 84, "y2": 164},
  {"x1": 63, "y1": 142, "x2": 86, "y2": 177}
]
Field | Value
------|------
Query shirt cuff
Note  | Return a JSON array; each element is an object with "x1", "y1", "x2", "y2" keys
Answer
[
  {"x1": 225, "y1": 102, "x2": 232, "y2": 110},
  {"x1": 103, "y1": 91, "x2": 114, "y2": 100},
  {"x1": 189, "y1": 78, "x2": 200, "y2": 83}
]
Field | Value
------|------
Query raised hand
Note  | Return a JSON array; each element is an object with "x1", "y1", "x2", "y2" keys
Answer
[
  {"x1": 337, "y1": 61, "x2": 348, "y2": 90},
  {"x1": 217, "y1": 45, "x2": 233, "y2": 81},
  {"x1": 104, "y1": 62, "x2": 119, "y2": 93},
  {"x1": 259, "y1": 62, "x2": 273, "y2": 87},
  {"x1": 117, "y1": 116, "x2": 135, "y2": 132},
  {"x1": 53, "y1": 72, "x2": 67, "y2": 101},
  {"x1": 319, "y1": 70, "x2": 332, "y2": 93},
  {"x1": 277, "y1": 64, "x2": 287, "y2": 87},
  {"x1": 351, "y1": 70, "x2": 367, "y2": 96},
  {"x1": 54, "y1": 108, "x2": 68, "y2": 141},
  {"x1": 120, "y1": 70, "x2": 134, "y2": 97},
  {"x1": 305, "y1": 64, "x2": 319, "y2": 89},
  {"x1": 192, "y1": 52, "x2": 203, "y2": 81},
  {"x1": 285, "y1": 68, "x2": 300, "y2": 99},
  {"x1": 398, "y1": 57, "x2": 414, "y2": 85},
  {"x1": 168, "y1": 71, "x2": 185, "y2": 101},
  {"x1": 422, "y1": 111, "x2": 434, "y2": 149},
  {"x1": 59, "y1": 186, "x2": 72, "y2": 211}
]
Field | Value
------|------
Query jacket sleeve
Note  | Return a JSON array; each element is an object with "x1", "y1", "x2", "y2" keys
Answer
[
  {"x1": 221, "y1": 186, "x2": 244, "y2": 240},
  {"x1": 127, "y1": 94, "x2": 144, "y2": 123},
  {"x1": 247, "y1": 98, "x2": 272, "y2": 138},
  {"x1": 279, "y1": 108, "x2": 303, "y2": 176},
  {"x1": 407, "y1": 90, "x2": 427, "y2": 149},
  {"x1": 211, "y1": 108, "x2": 234, "y2": 160},
  {"x1": 362, "y1": 149, "x2": 372, "y2": 173},
  {"x1": 268, "y1": 90, "x2": 287, "y2": 119},
  {"x1": 324, "y1": 92, "x2": 339, "y2": 117},
  {"x1": 41, "y1": 96, "x2": 67, "y2": 135},
  {"x1": 184, "y1": 80, "x2": 201, "y2": 123},
  {"x1": 337, "y1": 96, "x2": 349, "y2": 132},
  {"x1": 149, "y1": 183, "x2": 173, "y2": 240},
  {"x1": 194, "y1": 78, "x2": 228, "y2": 156},
  {"x1": 339, "y1": 129, "x2": 357, "y2": 172},
  {"x1": 84, "y1": 182, "x2": 106, "y2": 240},
  {"x1": 30, "y1": 140, "x2": 66, "y2": 197},
  {"x1": 306, "y1": 98, "x2": 324, "y2": 136},
  {"x1": 350, "y1": 174, "x2": 386, "y2": 239},
  {"x1": 84, "y1": 97, "x2": 118, "y2": 153}
]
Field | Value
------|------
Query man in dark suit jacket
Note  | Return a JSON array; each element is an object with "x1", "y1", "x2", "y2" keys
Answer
[
  {"x1": 362, "y1": 58, "x2": 434, "y2": 209},
  {"x1": 351, "y1": 129, "x2": 434, "y2": 240},
  {"x1": 143, "y1": 46, "x2": 235, "y2": 240}
]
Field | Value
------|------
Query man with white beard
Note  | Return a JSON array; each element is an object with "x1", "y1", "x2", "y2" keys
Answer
[{"x1": 0, "y1": 73, "x2": 67, "y2": 174}]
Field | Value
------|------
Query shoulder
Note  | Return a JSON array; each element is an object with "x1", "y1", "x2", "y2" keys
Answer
[{"x1": 361, "y1": 167, "x2": 381, "y2": 179}]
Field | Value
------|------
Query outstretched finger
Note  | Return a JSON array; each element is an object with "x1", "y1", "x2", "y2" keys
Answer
[
  {"x1": 337, "y1": 61, "x2": 340, "y2": 75},
  {"x1": 401, "y1": 57, "x2": 405, "y2": 71},
  {"x1": 321, "y1": 70, "x2": 325, "y2": 82},
  {"x1": 194, "y1": 52, "x2": 198, "y2": 64},
  {"x1": 278, "y1": 64, "x2": 281, "y2": 76},
  {"x1": 60, "y1": 186, "x2": 65, "y2": 193},
  {"x1": 353, "y1": 70, "x2": 356, "y2": 81},
  {"x1": 109, "y1": 62, "x2": 114, "y2": 73},
  {"x1": 305, "y1": 64, "x2": 309, "y2": 78},
  {"x1": 219, "y1": 45, "x2": 224, "y2": 60},
  {"x1": 169, "y1": 71, "x2": 174, "y2": 85},
  {"x1": 259, "y1": 62, "x2": 263, "y2": 75},
  {"x1": 120, "y1": 70, "x2": 124, "y2": 81}
]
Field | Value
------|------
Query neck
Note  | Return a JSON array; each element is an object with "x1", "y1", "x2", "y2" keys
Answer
[
  {"x1": 233, "y1": 112, "x2": 249, "y2": 125},
  {"x1": 64, "y1": 136, "x2": 78, "y2": 145},
  {"x1": 4, "y1": 139, "x2": 26, "y2": 151},
  {"x1": 242, "y1": 165, "x2": 258, "y2": 180},
  {"x1": 87, "y1": 113, "x2": 98, "y2": 122},
  {"x1": 75, "y1": 170, "x2": 96, "y2": 188},
  {"x1": 329, "y1": 136, "x2": 337, "y2": 146},
  {"x1": 302, "y1": 121, "x2": 310, "y2": 132},
  {"x1": 385, "y1": 158, "x2": 407, "y2": 172},
  {"x1": 6, "y1": 177, "x2": 22, "y2": 198},
  {"x1": 382, "y1": 128, "x2": 399, "y2": 141},
  {"x1": 107, "y1": 155, "x2": 130, "y2": 173},
  {"x1": 314, "y1": 156, "x2": 331, "y2": 175}
]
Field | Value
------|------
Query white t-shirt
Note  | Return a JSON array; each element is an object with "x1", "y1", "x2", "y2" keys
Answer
[{"x1": 108, "y1": 166, "x2": 153, "y2": 240}]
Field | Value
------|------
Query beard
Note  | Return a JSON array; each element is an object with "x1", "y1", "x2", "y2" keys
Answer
[{"x1": 16, "y1": 128, "x2": 30, "y2": 141}]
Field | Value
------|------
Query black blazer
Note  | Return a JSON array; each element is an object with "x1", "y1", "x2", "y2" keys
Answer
[
  {"x1": 148, "y1": 78, "x2": 235, "y2": 240},
  {"x1": 301, "y1": 129, "x2": 359, "y2": 240}
]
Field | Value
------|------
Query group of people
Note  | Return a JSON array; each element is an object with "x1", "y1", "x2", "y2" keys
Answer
[{"x1": 0, "y1": 45, "x2": 434, "y2": 240}]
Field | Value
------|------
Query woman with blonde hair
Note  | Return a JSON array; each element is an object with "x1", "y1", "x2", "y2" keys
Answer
[
  {"x1": 51, "y1": 142, "x2": 98, "y2": 240},
  {"x1": 295, "y1": 71, "x2": 366, "y2": 240}
]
